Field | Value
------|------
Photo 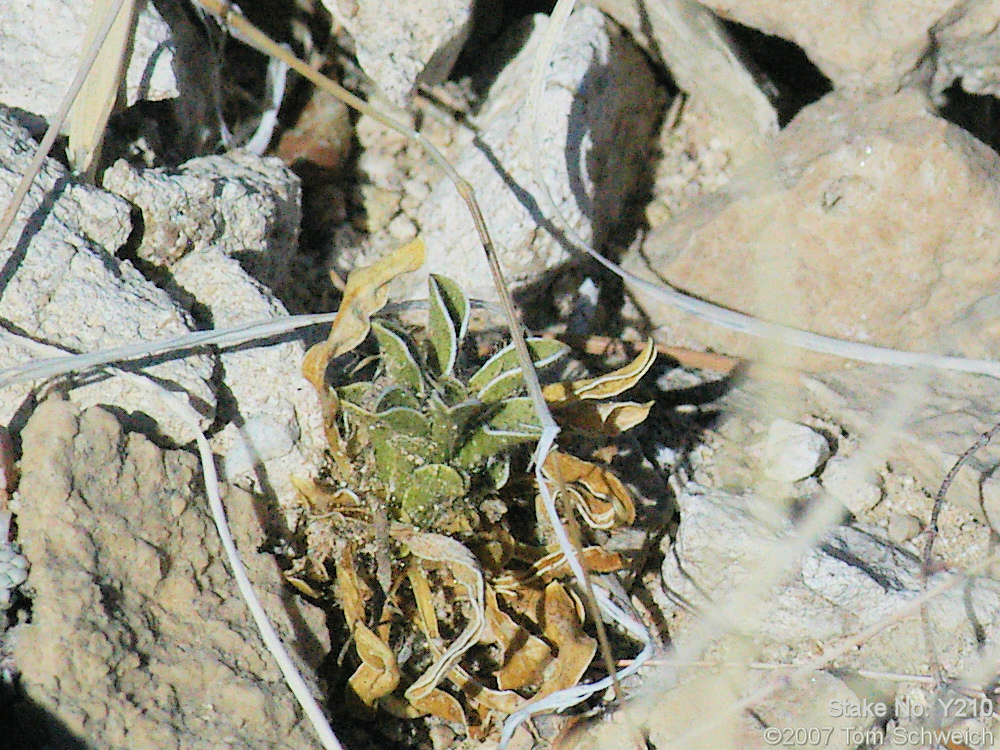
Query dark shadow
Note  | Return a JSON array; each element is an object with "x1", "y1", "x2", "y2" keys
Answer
[
  {"x1": 451, "y1": 0, "x2": 558, "y2": 97},
  {"x1": 720, "y1": 20, "x2": 833, "y2": 126},
  {"x1": 0, "y1": 675, "x2": 92, "y2": 750},
  {"x1": 938, "y1": 80, "x2": 1000, "y2": 155},
  {"x1": 0, "y1": 176, "x2": 70, "y2": 300}
]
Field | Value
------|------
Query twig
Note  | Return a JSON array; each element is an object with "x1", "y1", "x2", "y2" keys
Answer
[
  {"x1": 0, "y1": 0, "x2": 128, "y2": 248},
  {"x1": 920, "y1": 419, "x2": 1000, "y2": 684}
]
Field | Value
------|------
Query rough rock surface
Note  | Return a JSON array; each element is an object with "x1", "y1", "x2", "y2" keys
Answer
[
  {"x1": 102, "y1": 152, "x2": 302, "y2": 296},
  {"x1": 0, "y1": 108, "x2": 214, "y2": 439},
  {"x1": 659, "y1": 483, "x2": 1000, "y2": 675},
  {"x1": 328, "y1": 0, "x2": 474, "y2": 106},
  {"x1": 170, "y1": 248, "x2": 323, "y2": 509},
  {"x1": 759, "y1": 418, "x2": 829, "y2": 482},
  {"x1": 932, "y1": 2, "x2": 1000, "y2": 98},
  {"x1": 585, "y1": 0, "x2": 777, "y2": 158},
  {"x1": 0, "y1": 0, "x2": 177, "y2": 124},
  {"x1": 11, "y1": 399, "x2": 329, "y2": 749},
  {"x1": 403, "y1": 7, "x2": 663, "y2": 303},
  {"x1": 696, "y1": 0, "x2": 958, "y2": 96},
  {"x1": 627, "y1": 90, "x2": 1000, "y2": 363}
]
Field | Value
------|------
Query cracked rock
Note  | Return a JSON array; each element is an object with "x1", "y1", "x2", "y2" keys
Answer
[
  {"x1": 102, "y1": 152, "x2": 301, "y2": 296},
  {"x1": 12, "y1": 399, "x2": 328, "y2": 749},
  {"x1": 0, "y1": 108, "x2": 214, "y2": 441},
  {"x1": 660, "y1": 483, "x2": 1000, "y2": 674},
  {"x1": 170, "y1": 248, "x2": 323, "y2": 512},
  {"x1": 330, "y1": 0, "x2": 475, "y2": 106}
]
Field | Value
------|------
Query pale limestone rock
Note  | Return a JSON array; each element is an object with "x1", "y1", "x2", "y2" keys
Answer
[
  {"x1": 695, "y1": 0, "x2": 954, "y2": 96},
  {"x1": 886, "y1": 512, "x2": 923, "y2": 543},
  {"x1": 627, "y1": 90, "x2": 1000, "y2": 364},
  {"x1": 821, "y1": 455, "x2": 883, "y2": 515},
  {"x1": 329, "y1": 0, "x2": 475, "y2": 106},
  {"x1": 409, "y1": 7, "x2": 663, "y2": 303},
  {"x1": 660, "y1": 482, "x2": 1000, "y2": 677},
  {"x1": 102, "y1": 152, "x2": 301, "y2": 294},
  {"x1": 760, "y1": 419, "x2": 829, "y2": 482},
  {"x1": 0, "y1": 0, "x2": 176, "y2": 123},
  {"x1": 0, "y1": 108, "x2": 214, "y2": 440},
  {"x1": 170, "y1": 248, "x2": 323, "y2": 513}
]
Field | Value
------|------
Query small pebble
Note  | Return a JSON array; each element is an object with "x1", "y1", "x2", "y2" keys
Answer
[
  {"x1": 821, "y1": 456, "x2": 883, "y2": 515},
  {"x1": 887, "y1": 512, "x2": 923, "y2": 543},
  {"x1": 387, "y1": 213, "x2": 418, "y2": 242},
  {"x1": 761, "y1": 419, "x2": 830, "y2": 483}
]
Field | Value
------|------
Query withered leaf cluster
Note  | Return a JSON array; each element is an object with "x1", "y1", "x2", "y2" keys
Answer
[{"x1": 293, "y1": 240, "x2": 654, "y2": 736}]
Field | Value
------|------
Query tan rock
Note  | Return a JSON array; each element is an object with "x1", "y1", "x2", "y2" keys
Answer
[
  {"x1": 696, "y1": 0, "x2": 956, "y2": 96},
  {"x1": 627, "y1": 89, "x2": 1000, "y2": 364},
  {"x1": 13, "y1": 400, "x2": 329, "y2": 749}
]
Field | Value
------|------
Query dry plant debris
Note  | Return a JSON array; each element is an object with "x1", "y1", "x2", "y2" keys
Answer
[{"x1": 291, "y1": 241, "x2": 653, "y2": 736}]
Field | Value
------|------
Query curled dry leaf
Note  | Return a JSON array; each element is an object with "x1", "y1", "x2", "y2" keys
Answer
[
  {"x1": 392, "y1": 527, "x2": 486, "y2": 703},
  {"x1": 302, "y1": 237, "x2": 426, "y2": 391},
  {"x1": 543, "y1": 338, "x2": 656, "y2": 404},
  {"x1": 348, "y1": 623, "x2": 401, "y2": 710},
  {"x1": 483, "y1": 585, "x2": 553, "y2": 691},
  {"x1": 542, "y1": 451, "x2": 636, "y2": 529},
  {"x1": 537, "y1": 581, "x2": 597, "y2": 700}
]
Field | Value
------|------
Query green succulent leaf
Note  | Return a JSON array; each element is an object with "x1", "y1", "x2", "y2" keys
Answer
[
  {"x1": 337, "y1": 382, "x2": 373, "y2": 408},
  {"x1": 424, "y1": 393, "x2": 485, "y2": 460},
  {"x1": 426, "y1": 274, "x2": 469, "y2": 379},
  {"x1": 372, "y1": 320, "x2": 424, "y2": 394},
  {"x1": 454, "y1": 397, "x2": 541, "y2": 469},
  {"x1": 483, "y1": 396, "x2": 543, "y2": 437},
  {"x1": 375, "y1": 406, "x2": 429, "y2": 437},
  {"x1": 376, "y1": 386, "x2": 421, "y2": 412},
  {"x1": 469, "y1": 338, "x2": 569, "y2": 402},
  {"x1": 399, "y1": 463, "x2": 468, "y2": 526}
]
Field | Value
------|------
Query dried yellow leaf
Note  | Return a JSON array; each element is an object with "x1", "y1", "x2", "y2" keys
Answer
[
  {"x1": 542, "y1": 452, "x2": 636, "y2": 528},
  {"x1": 407, "y1": 688, "x2": 466, "y2": 725},
  {"x1": 555, "y1": 400, "x2": 654, "y2": 437},
  {"x1": 335, "y1": 546, "x2": 369, "y2": 630},
  {"x1": 348, "y1": 623, "x2": 400, "y2": 708},
  {"x1": 537, "y1": 581, "x2": 596, "y2": 699},
  {"x1": 393, "y1": 527, "x2": 486, "y2": 702},
  {"x1": 483, "y1": 586, "x2": 552, "y2": 691},
  {"x1": 303, "y1": 238, "x2": 426, "y2": 391},
  {"x1": 543, "y1": 338, "x2": 656, "y2": 403},
  {"x1": 69, "y1": 0, "x2": 140, "y2": 176}
]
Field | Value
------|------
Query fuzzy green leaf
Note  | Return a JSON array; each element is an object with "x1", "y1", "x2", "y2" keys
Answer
[
  {"x1": 375, "y1": 406, "x2": 429, "y2": 437},
  {"x1": 454, "y1": 397, "x2": 541, "y2": 469},
  {"x1": 372, "y1": 320, "x2": 424, "y2": 394},
  {"x1": 337, "y1": 382, "x2": 373, "y2": 408},
  {"x1": 426, "y1": 274, "x2": 469, "y2": 379},
  {"x1": 400, "y1": 464, "x2": 468, "y2": 526},
  {"x1": 376, "y1": 386, "x2": 421, "y2": 412},
  {"x1": 469, "y1": 338, "x2": 569, "y2": 402}
]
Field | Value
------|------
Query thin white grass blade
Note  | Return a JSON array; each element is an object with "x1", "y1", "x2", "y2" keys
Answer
[
  {"x1": 244, "y1": 51, "x2": 289, "y2": 155},
  {"x1": 68, "y1": 0, "x2": 139, "y2": 176}
]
